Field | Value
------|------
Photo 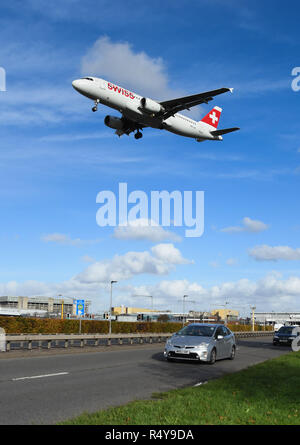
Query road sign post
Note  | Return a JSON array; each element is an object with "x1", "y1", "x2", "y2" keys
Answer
[{"x1": 75, "y1": 300, "x2": 85, "y2": 334}]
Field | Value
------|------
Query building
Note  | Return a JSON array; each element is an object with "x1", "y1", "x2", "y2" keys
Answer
[
  {"x1": 211, "y1": 309, "x2": 239, "y2": 322},
  {"x1": 0, "y1": 296, "x2": 91, "y2": 317},
  {"x1": 112, "y1": 306, "x2": 161, "y2": 315},
  {"x1": 255, "y1": 311, "x2": 300, "y2": 326}
]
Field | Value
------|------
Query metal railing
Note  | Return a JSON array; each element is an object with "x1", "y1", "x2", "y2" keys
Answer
[{"x1": 1, "y1": 331, "x2": 274, "y2": 352}]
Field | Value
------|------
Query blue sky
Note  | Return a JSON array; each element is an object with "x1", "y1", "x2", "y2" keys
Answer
[{"x1": 0, "y1": 0, "x2": 300, "y2": 316}]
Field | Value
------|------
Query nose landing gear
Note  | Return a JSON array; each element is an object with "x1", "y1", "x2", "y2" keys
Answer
[
  {"x1": 92, "y1": 99, "x2": 100, "y2": 112},
  {"x1": 134, "y1": 131, "x2": 143, "y2": 140}
]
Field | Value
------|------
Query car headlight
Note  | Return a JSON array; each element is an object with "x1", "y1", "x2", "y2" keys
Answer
[{"x1": 198, "y1": 343, "x2": 209, "y2": 348}]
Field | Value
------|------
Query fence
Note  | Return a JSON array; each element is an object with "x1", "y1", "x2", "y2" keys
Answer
[{"x1": 1, "y1": 331, "x2": 274, "y2": 352}]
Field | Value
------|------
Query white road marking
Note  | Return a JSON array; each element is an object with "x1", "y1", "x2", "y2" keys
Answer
[{"x1": 12, "y1": 372, "x2": 69, "y2": 381}]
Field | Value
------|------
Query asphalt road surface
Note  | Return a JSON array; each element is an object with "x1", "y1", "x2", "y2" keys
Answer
[{"x1": 0, "y1": 336, "x2": 293, "y2": 425}]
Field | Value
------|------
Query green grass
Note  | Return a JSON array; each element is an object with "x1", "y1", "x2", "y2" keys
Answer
[{"x1": 60, "y1": 351, "x2": 300, "y2": 425}]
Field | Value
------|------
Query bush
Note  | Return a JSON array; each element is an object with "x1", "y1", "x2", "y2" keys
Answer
[
  {"x1": 0, "y1": 316, "x2": 182, "y2": 335},
  {"x1": 0, "y1": 316, "x2": 273, "y2": 335}
]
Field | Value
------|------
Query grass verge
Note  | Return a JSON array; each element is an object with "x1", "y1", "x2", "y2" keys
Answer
[{"x1": 60, "y1": 351, "x2": 300, "y2": 425}]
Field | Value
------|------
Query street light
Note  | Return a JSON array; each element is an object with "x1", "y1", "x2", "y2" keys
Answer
[
  {"x1": 109, "y1": 280, "x2": 118, "y2": 334},
  {"x1": 58, "y1": 294, "x2": 63, "y2": 320},
  {"x1": 250, "y1": 306, "x2": 256, "y2": 332},
  {"x1": 181, "y1": 295, "x2": 189, "y2": 326}
]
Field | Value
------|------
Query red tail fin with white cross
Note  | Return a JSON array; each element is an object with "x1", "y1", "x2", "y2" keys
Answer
[{"x1": 200, "y1": 106, "x2": 222, "y2": 129}]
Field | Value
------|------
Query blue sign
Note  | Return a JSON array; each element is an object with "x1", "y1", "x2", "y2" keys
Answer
[{"x1": 76, "y1": 299, "x2": 85, "y2": 316}]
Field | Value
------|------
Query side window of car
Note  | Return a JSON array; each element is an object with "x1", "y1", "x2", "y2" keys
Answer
[
  {"x1": 221, "y1": 326, "x2": 228, "y2": 336},
  {"x1": 215, "y1": 327, "x2": 223, "y2": 337}
]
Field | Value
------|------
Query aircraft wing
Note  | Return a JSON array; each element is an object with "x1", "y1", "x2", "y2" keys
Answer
[{"x1": 159, "y1": 87, "x2": 233, "y2": 119}]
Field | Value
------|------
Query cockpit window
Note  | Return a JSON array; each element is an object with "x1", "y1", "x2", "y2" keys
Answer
[{"x1": 81, "y1": 77, "x2": 94, "y2": 81}]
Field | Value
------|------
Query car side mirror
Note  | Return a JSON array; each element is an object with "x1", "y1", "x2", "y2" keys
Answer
[{"x1": 217, "y1": 335, "x2": 224, "y2": 340}]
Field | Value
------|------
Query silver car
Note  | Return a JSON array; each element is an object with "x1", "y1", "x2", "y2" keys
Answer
[{"x1": 164, "y1": 323, "x2": 236, "y2": 364}]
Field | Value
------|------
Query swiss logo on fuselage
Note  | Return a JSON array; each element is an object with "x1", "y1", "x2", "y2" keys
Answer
[{"x1": 108, "y1": 82, "x2": 135, "y2": 99}]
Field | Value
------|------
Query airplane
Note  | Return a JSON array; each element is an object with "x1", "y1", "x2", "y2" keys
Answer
[{"x1": 72, "y1": 76, "x2": 239, "y2": 142}]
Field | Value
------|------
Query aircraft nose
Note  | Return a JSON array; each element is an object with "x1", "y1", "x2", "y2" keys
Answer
[{"x1": 72, "y1": 79, "x2": 82, "y2": 91}]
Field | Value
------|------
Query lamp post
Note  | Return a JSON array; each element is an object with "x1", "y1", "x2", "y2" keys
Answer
[
  {"x1": 109, "y1": 281, "x2": 117, "y2": 334},
  {"x1": 250, "y1": 306, "x2": 256, "y2": 332},
  {"x1": 58, "y1": 294, "x2": 63, "y2": 320},
  {"x1": 182, "y1": 295, "x2": 188, "y2": 326}
]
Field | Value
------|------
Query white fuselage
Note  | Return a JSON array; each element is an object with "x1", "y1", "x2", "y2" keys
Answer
[{"x1": 72, "y1": 77, "x2": 222, "y2": 141}]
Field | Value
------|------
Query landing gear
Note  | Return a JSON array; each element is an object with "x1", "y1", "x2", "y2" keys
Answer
[
  {"x1": 92, "y1": 100, "x2": 100, "y2": 112},
  {"x1": 134, "y1": 131, "x2": 143, "y2": 140}
]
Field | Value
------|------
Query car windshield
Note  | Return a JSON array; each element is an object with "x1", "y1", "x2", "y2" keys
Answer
[
  {"x1": 177, "y1": 325, "x2": 216, "y2": 337},
  {"x1": 278, "y1": 327, "x2": 293, "y2": 334}
]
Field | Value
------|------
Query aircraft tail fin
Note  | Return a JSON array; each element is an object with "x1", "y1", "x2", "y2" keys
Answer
[{"x1": 200, "y1": 106, "x2": 222, "y2": 129}]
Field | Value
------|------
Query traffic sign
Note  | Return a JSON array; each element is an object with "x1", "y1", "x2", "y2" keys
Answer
[{"x1": 76, "y1": 299, "x2": 85, "y2": 316}]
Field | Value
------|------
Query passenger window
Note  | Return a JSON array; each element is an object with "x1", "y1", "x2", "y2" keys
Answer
[
  {"x1": 215, "y1": 327, "x2": 223, "y2": 337},
  {"x1": 222, "y1": 327, "x2": 229, "y2": 336}
]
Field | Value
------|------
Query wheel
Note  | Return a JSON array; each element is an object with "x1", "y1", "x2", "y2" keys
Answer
[
  {"x1": 208, "y1": 348, "x2": 216, "y2": 365},
  {"x1": 229, "y1": 345, "x2": 236, "y2": 360},
  {"x1": 92, "y1": 106, "x2": 97, "y2": 112},
  {"x1": 134, "y1": 131, "x2": 143, "y2": 139}
]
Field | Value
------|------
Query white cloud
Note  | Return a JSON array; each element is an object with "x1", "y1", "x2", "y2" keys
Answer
[
  {"x1": 74, "y1": 243, "x2": 190, "y2": 284},
  {"x1": 1, "y1": 271, "x2": 300, "y2": 314},
  {"x1": 221, "y1": 217, "x2": 269, "y2": 233},
  {"x1": 81, "y1": 36, "x2": 176, "y2": 100},
  {"x1": 249, "y1": 245, "x2": 300, "y2": 261},
  {"x1": 41, "y1": 233, "x2": 101, "y2": 247},
  {"x1": 113, "y1": 219, "x2": 181, "y2": 242},
  {"x1": 128, "y1": 272, "x2": 300, "y2": 313},
  {"x1": 151, "y1": 243, "x2": 190, "y2": 265}
]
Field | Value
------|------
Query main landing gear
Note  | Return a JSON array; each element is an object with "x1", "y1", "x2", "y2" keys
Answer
[
  {"x1": 134, "y1": 131, "x2": 143, "y2": 140},
  {"x1": 92, "y1": 100, "x2": 100, "y2": 112}
]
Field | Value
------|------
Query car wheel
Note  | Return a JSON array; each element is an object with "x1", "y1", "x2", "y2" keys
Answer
[
  {"x1": 208, "y1": 348, "x2": 216, "y2": 365},
  {"x1": 229, "y1": 345, "x2": 236, "y2": 360}
]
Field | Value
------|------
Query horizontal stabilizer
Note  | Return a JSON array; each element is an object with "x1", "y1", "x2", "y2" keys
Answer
[{"x1": 210, "y1": 127, "x2": 240, "y2": 136}]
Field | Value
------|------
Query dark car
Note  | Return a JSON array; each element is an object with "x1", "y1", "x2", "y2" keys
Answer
[{"x1": 273, "y1": 325, "x2": 300, "y2": 345}]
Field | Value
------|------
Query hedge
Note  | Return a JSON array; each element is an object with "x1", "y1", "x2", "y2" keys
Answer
[{"x1": 0, "y1": 316, "x2": 273, "y2": 335}]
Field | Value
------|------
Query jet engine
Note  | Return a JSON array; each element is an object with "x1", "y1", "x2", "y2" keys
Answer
[
  {"x1": 140, "y1": 97, "x2": 164, "y2": 115},
  {"x1": 104, "y1": 115, "x2": 125, "y2": 130}
]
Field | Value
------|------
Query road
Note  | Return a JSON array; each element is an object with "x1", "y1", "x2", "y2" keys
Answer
[{"x1": 0, "y1": 336, "x2": 292, "y2": 425}]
